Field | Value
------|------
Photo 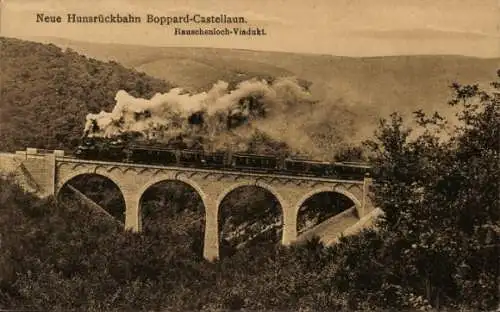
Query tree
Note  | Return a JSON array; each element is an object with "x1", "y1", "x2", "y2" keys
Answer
[{"x1": 331, "y1": 70, "x2": 499, "y2": 311}]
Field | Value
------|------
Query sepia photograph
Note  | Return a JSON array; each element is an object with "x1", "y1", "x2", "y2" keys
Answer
[{"x1": 0, "y1": 0, "x2": 498, "y2": 311}]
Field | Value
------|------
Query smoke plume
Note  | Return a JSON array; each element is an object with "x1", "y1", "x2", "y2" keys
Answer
[{"x1": 84, "y1": 77, "x2": 318, "y2": 155}]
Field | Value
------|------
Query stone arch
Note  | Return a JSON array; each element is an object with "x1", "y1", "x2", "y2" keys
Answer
[
  {"x1": 216, "y1": 181, "x2": 287, "y2": 210},
  {"x1": 294, "y1": 186, "x2": 362, "y2": 236},
  {"x1": 56, "y1": 169, "x2": 127, "y2": 223},
  {"x1": 216, "y1": 181, "x2": 287, "y2": 255},
  {"x1": 56, "y1": 167, "x2": 126, "y2": 198},
  {"x1": 136, "y1": 175, "x2": 207, "y2": 258},
  {"x1": 136, "y1": 175, "x2": 208, "y2": 231},
  {"x1": 294, "y1": 186, "x2": 362, "y2": 216},
  {"x1": 137, "y1": 175, "x2": 208, "y2": 209}
]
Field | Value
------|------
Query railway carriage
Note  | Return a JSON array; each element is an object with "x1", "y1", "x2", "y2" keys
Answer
[
  {"x1": 74, "y1": 137, "x2": 371, "y2": 180},
  {"x1": 202, "y1": 151, "x2": 227, "y2": 168},
  {"x1": 283, "y1": 159, "x2": 331, "y2": 177},
  {"x1": 127, "y1": 145, "x2": 178, "y2": 165},
  {"x1": 179, "y1": 150, "x2": 207, "y2": 167},
  {"x1": 232, "y1": 153, "x2": 279, "y2": 172},
  {"x1": 331, "y1": 163, "x2": 371, "y2": 180}
]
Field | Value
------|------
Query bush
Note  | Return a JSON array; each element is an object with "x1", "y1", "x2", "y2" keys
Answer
[
  {"x1": 2, "y1": 65, "x2": 498, "y2": 311},
  {"x1": 329, "y1": 71, "x2": 500, "y2": 311}
]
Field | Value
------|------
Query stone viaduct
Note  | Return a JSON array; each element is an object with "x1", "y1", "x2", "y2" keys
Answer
[{"x1": 0, "y1": 148, "x2": 375, "y2": 261}]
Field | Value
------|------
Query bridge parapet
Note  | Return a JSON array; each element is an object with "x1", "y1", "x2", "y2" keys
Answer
[
  {"x1": 13, "y1": 148, "x2": 65, "y2": 159},
  {"x1": 56, "y1": 157, "x2": 366, "y2": 185}
]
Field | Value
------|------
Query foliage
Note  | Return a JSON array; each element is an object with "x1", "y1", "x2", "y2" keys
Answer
[
  {"x1": 0, "y1": 178, "x2": 210, "y2": 311},
  {"x1": 64, "y1": 175, "x2": 126, "y2": 222},
  {"x1": 330, "y1": 70, "x2": 500, "y2": 311},
  {"x1": 0, "y1": 177, "x2": 347, "y2": 311},
  {"x1": 0, "y1": 37, "x2": 174, "y2": 152},
  {"x1": 1, "y1": 35, "x2": 498, "y2": 311}
]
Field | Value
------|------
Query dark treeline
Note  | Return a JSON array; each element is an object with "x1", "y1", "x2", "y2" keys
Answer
[
  {"x1": 0, "y1": 37, "x2": 174, "y2": 152},
  {"x1": 1, "y1": 71, "x2": 498, "y2": 311}
]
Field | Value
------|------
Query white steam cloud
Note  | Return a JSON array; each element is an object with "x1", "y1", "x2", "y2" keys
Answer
[{"x1": 83, "y1": 77, "x2": 314, "y2": 153}]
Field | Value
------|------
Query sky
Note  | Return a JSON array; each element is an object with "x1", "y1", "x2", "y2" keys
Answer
[{"x1": 1, "y1": 0, "x2": 499, "y2": 57}]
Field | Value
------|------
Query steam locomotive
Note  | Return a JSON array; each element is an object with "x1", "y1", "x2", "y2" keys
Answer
[{"x1": 74, "y1": 137, "x2": 371, "y2": 181}]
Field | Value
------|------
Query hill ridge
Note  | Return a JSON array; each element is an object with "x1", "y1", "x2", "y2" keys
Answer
[{"x1": 19, "y1": 35, "x2": 500, "y2": 60}]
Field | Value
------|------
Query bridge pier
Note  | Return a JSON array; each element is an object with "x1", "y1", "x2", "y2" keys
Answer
[
  {"x1": 281, "y1": 201, "x2": 297, "y2": 245},
  {"x1": 124, "y1": 195, "x2": 141, "y2": 232},
  {"x1": 361, "y1": 176, "x2": 373, "y2": 218},
  {"x1": 203, "y1": 199, "x2": 219, "y2": 261}
]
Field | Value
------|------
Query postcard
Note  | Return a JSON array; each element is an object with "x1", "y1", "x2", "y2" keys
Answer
[{"x1": 1, "y1": 1, "x2": 498, "y2": 311}]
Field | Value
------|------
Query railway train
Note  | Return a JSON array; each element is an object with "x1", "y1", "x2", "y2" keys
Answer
[{"x1": 74, "y1": 137, "x2": 372, "y2": 181}]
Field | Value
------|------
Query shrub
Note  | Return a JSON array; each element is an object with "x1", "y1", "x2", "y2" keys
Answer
[{"x1": 330, "y1": 71, "x2": 500, "y2": 311}]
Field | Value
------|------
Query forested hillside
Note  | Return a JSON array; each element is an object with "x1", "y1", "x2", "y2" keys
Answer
[
  {"x1": 0, "y1": 37, "x2": 174, "y2": 152},
  {"x1": 0, "y1": 37, "x2": 362, "y2": 160},
  {"x1": 1, "y1": 71, "x2": 498, "y2": 311},
  {"x1": 0, "y1": 36, "x2": 498, "y2": 311},
  {"x1": 7, "y1": 36, "x2": 500, "y2": 160}
]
